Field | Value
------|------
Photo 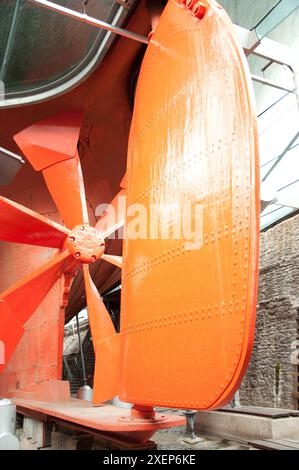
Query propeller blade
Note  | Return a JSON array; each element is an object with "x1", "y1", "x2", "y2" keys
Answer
[
  {"x1": 101, "y1": 254, "x2": 123, "y2": 269},
  {"x1": 0, "y1": 250, "x2": 72, "y2": 325},
  {"x1": 0, "y1": 301, "x2": 24, "y2": 373},
  {"x1": 120, "y1": 172, "x2": 126, "y2": 189},
  {"x1": 14, "y1": 111, "x2": 89, "y2": 229},
  {"x1": 42, "y1": 153, "x2": 89, "y2": 228},
  {"x1": 0, "y1": 195, "x2": 69, "y2": 248},
  {"x1": 83, "y1": 264, "x2": 120, "y2": 404},
  {"x1": 93, "y1": 334, "x2": 121, "y2": 404},
  {"x1": 14, "y1": 111, "x2": 83, "y2": 172},
  {"x1": 96, "y1": 188, "x2": 125, "y2": 239},
  {"x1": 83, "y1": 264, "x2": 116, "y2": 345}
]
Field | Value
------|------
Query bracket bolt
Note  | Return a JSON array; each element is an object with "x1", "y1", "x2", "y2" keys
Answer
[
  {"x1": 186, "y1": 0, "x2": 197, "y2": 9},
  {"x1": 192, "y1": 1, "x2": 206, "y2": 19},
  {"x1": 176, "y1": 0, "x2": 187, "y2": 7}
]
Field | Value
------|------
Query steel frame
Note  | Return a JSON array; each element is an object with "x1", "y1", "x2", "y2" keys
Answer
[
  {"x1": 0, "y1": 1, "x2": 297, "y2": 109},
  {"x1": 0, "y1": 1, "x2": 138, "y2": 107},
  {"x1": 27, "y1": 0, "x2": 149, "y2": 44},
  {"x1": 234, "y1": 24, "x2": 299, "y2": 218}
]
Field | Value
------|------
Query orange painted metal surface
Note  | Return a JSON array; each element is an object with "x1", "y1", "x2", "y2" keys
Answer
[
  {"x1": 0, "y1": 1, "x2": 145, "y2": 397},
  {"x1": 13, "y1": 379, "x2": 71, "y2": 402},
  {"x1": 0, "y1": 112, "x2": 122, "y2": 401},
  {"x1": 0, "y1": 196, "x2": 69, "y2": 248},
  {"x1": 118, "y1": 0, "x2": 260, "y2": 409},
  {"x1": 0, "y1": 301, "x2": 24, "y2": 373},
  {"x1": 0, "y1": 0, "x2": 259, "y2": 418},
  {"x1": 0, "y1": 250, "x2": 74, "y2": 374},
  {"x1": 14, "y1": 111, "x2": 83, "y2": 172},
  {"x1": 13, "y1": 398, "x2": 185, "y2": 443}
]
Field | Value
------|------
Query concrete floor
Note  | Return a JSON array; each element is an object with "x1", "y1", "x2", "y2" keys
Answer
[
  {"x1": 155, "y1": 426, "x2": 255, "y2": 450},
  {"x1": 154, "y1": 409, "x2": 256, "y2": 450}
]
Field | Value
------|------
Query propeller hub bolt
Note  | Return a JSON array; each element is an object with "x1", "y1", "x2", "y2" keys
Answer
[{"x1": 65, "y1": 224, "x2": 105, "y2": 263}]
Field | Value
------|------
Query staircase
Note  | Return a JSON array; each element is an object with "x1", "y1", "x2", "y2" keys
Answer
[{"x1": 63, "y1": 328, "x2": 95, "y2": 396}]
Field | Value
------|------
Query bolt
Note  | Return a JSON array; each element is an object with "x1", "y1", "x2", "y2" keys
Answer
[
  {"x1": 176, "y1": 0, "x2": 187, "y2": 6},
  {"x1": 69, "y1": 236, "x2": 75, "y2": 243},
  {"x1": 75, "y1": 252, "x2": 81, "y2": 259},
  {"x1": 81, "y1": 226, "x2": 85, "y2": 231},
  {"x1": 186, "y1": 0, "x2": 197, "y2": 9},
  {"x1": 192, "y1": 1, "x2": 206, "y2": 19},
  {"x1": 91, "y1": 256, "x2": 97, "y2": 263}
]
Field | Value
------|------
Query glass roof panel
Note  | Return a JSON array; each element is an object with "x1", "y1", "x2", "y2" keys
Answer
[
  {"x1": 218, "y1": 0, "x2": 280, "y2": 30},
  {"x1": 258, "y1": 94, "x2": 298, "y2": 168},
  {"x1": 277, "y1": 180, "x2": 299, "y2": 207},
  {"x1": 261, "y1": 203, "x2": 282, "y2": 216},
  {"x1": 263, "y1": 141, "x2": 299, "y2": 190},
  {"x1": 261, "y1": 205, "x2": 295, "y2": 229},
  {"x1": 260, "y1": 158, "x2": 279, "y2": 181},
  {"x1": 0, "y1": 0, "x2": 129, "y2": 103},
  {"x1": 254, "y1": 0, "x2": 299, "y2": 40},
  {"x1": 218, "y1": 1, "x2": 299, "y2": 230},
  {"x1": 0, "y1": 1, "x2": 15, "y2": 68}
]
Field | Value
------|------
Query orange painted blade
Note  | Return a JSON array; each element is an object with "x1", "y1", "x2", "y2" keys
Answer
[
  {"x1": 83, "y1": 264, "x2": 120, "y2": 403},
  {"x1": 96, "y1": 188, "x2": 126, "y2": 238},
  {"x1": 120, "y1": 173, "x2": 126, "y2": 189},
  {"x1": 14, "y1": 111, "x2": 83, "y2": 172},
  {"x1": 101, "y1": 255, "x2": 123, "y2": 269},
  {"x1": 83, "y1": 265, "x2": 116, "y2": 344},
  {"x1": 0, "y1": 251, "x2": 72, "y2": 325},
  {"x1": 93, "y1": 334, "x2": 121, "y2": 404},
  {"x1": 0, "y1": 195, "x2": 69, "y2": 248},
  {"x1": 14, "y1": 111, "x2": 88, "y2": 228},
  {"x1": 0, "y1": 300, "x2": 24, "y2": 373},
  {"x1": 42, "y1": 153, "x2": 89, "y2": 228},
  {"x1": 119, "y1": 0, "x2": 259, "y2": 410}
]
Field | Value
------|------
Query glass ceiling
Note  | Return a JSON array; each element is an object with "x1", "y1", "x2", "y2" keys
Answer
[
  {"x1": 0, "y1": 0, "x2": 132, "y2": 105},
  {"x1": 220, "y1": 0, "x2": 299, "y2": 230}
]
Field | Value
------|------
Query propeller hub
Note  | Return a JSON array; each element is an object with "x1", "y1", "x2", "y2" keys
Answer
[{"x1": 65, "y1": 224, "x2": 105, "y2": 263}]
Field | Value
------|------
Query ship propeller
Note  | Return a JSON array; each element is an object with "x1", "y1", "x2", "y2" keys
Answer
[{"x1": 0, "y1": 111, "x2": 123, "y2": 401}]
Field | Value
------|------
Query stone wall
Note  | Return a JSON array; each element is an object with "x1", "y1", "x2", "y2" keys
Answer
[{"x1": 239, "y1": 213, "x2": 299, "y2": 409}]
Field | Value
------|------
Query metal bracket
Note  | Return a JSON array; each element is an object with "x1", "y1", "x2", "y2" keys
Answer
[
  {"x1": 26, "y1": 0, "x2": 149, "y2": 44},
  {"x1": 114, "y1": 0, "x2": 135, "y2": 10}
]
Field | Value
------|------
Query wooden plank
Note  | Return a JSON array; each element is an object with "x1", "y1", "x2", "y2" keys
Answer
[
  {"x1": 221, "y1": 406, "x2": 299, "y2": 418},
  {"x1": 248, "y1": 439, "x2": 298, "y2": 451},
  {"x1": 276, "y1": 439, "x2": 299, "y2": 450}
]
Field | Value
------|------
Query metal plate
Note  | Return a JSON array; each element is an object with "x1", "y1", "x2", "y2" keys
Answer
[{"x1": 119, "y1": 0, "x2": 260, "y2": 409}]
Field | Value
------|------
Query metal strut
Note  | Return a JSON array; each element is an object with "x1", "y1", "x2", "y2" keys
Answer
[{"x1": 26, "y1": 0, "x2": 149, "y2": 45}]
